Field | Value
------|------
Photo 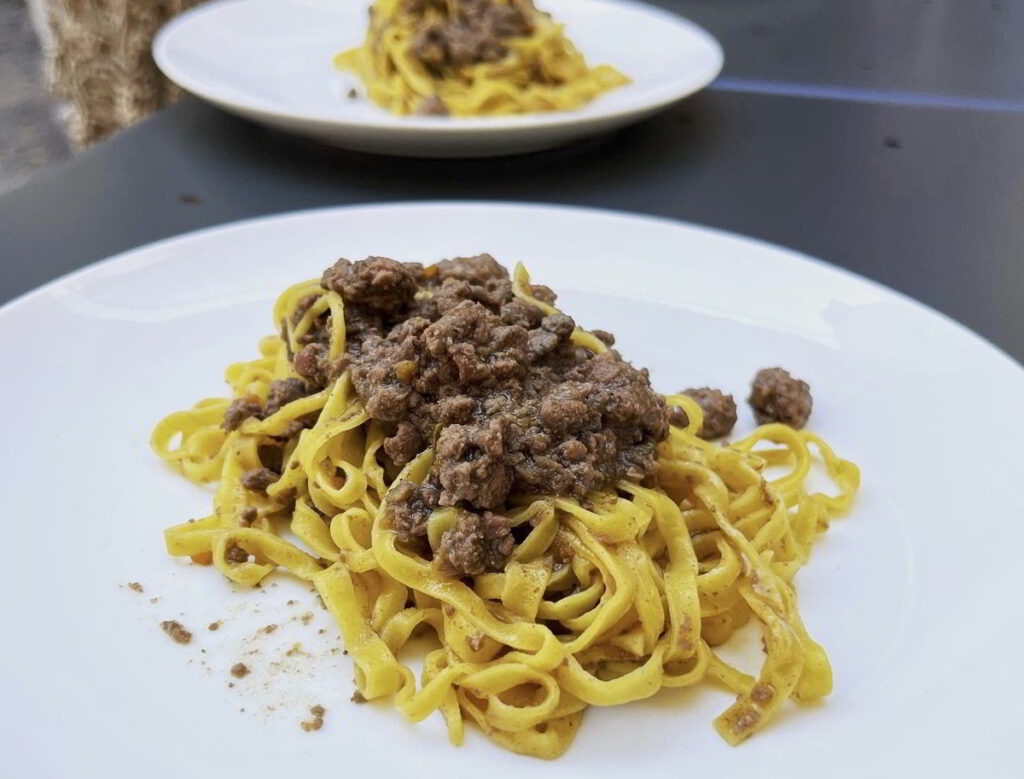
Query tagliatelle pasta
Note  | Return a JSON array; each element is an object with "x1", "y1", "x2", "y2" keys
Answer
[
  {"x1": 335, "y1": 0, "x2": 629, "y2": 116},
  {"x1": 152, "y1": 257, "x2": 859, "y2": 758}
]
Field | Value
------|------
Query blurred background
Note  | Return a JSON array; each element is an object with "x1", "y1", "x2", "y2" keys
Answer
[
  {"x1": 1, "y1": 0, "x2": 67, "y2": 195},
  {"x1": 4, "y1": 0, "x2": 1021, "y2": 194},
  {"x1": 4, "y1": 1, "x2": 1019, "y2": 191},
  {"x1": 2, "y1": 0, "x2": 197, "y2": 194}
]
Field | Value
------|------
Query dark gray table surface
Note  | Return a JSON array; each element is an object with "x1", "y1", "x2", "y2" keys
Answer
[{"x1": 1, "y1": 0, "x2": 1022, "y2": 363}]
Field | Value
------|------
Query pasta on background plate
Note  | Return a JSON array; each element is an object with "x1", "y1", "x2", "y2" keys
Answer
[
  {"x1": 153, "y1": 253, "x2": 858, "y2": 758},
  {"x1": 335, "y1": 0, "x2": 629, "y2": 116}
]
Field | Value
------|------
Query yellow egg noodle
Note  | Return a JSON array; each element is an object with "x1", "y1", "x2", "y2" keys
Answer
[
  {"x1": 152, "y1": 263, "x2": 859, "y2": 758},
  {"x1": 335, "y1": 0, "x2": 629, "y2": 116}
]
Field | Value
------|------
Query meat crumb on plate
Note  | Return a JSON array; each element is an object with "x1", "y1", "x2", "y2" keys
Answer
[
  {"x1": 160, "y1": 620, "x2": 192, "y2": 644},
  {"x1": 300, "y1": 705, "x2": 326, "y2": 731}
]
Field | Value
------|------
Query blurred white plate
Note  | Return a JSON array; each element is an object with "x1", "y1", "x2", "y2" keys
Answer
[
  {"x1": 153, "y1": 0, "x2": 723, "y2": 156},
  {"x1": 2, "y1": 203, "x2": 1022, "y2": 777}
]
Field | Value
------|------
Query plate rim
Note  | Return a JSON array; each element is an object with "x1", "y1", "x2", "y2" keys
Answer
[
  {"x1": 152, "y1": 0, "x2": 725, "y2": 134},
  {"x1": 3, "y1": 200, "x2": 1021, "y2": 379}
]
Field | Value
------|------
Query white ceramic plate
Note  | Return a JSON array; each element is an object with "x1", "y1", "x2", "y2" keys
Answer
[
  {"x1": 2, "y1": 203, "x2": 1022, "y2": 778},
  {"x1": 153, "y1": 0, "x2": 723, "y2": 157}
]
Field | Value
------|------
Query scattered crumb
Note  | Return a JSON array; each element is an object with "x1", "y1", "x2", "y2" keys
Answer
[
  {"x1": 343, "y1": 649, "x2": 348, "y2": 655},
  {"x1": 286, "y1": 643, "x2": 303, "y2": 657},
  {"x1": 351, "y1": 691, "x2": 366, "y2": 703},
  {"x1": 228, "y1": 682, "x2": 235, "y2": 688},
  {"x1": 300, "y1": 612, "x2": 313, "y2": 625},
  {"x1": 262, "y1": 624, "x2": 278, "y2": 634},
  {"x1": 231, "y1": 663, "x2": 250, "y2": 678},
  {"x1": 161, "y1": 620, "x2": 192, "y2": 645},
  {"x1": 178, "y1": 192, "x2": 202, "y2": 205},
  {"x1": 127, "y1": 582, "x2": 144, "y2": 593},
  {"x1": 201, "y1": 649, "x2": 206, "y2": 654},
  {"x1": 287, "y1": 600, "x2": 296, "y2": 606},
  {"x1": 347, "y1": 88, "x2": 358, "y2": 99},
  {"x1": 318, "y1": 628, "x2": 326, "y2": 635},
  {"x1": 208, "y1": 621, "x2": 222, "y2": 631},
  {"x1": 884, "y1": 135, "x2": 903, "y2": 149},
  {"x1": 271, "y1": 582, "x2": 278, "y2": 588},
  {"x1": 149, "y1": 597, "x2": 160, "y2": 604},
  {"x1": 301, "y1": 705, "x2": 326, "y2": 731},
  {"x1": 240, "y1": 708, "x2": 245, "y2": 713}
]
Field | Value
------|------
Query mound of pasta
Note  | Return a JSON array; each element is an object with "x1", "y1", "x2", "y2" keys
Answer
[
  {"x1": 335, "y1": 0, "x2": 629, "y2": 116},
  {"x1": 152, "y1": 254, "x2": 859, "y2": 758}
]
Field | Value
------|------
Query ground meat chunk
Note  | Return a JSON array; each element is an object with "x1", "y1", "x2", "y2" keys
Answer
[
  {"x1": 539, "y1": 387, "x2": 590, "y2": 431},
  {"x1": 293, "y1": 343, "x2": 328, "y2": 386},
  {"x1": 591, "y1": 329, "x2": 615, "y2": 346},
  {"x1": 411, "y1": 25, "x2": 448, "y2": 68},
  {"x1": 222, "y1": 396, "x2": 262, "y2": 431},
  {"x1": 529, "y1": 284, "x2": 557, "y2": 305},
  {"x1": 293, "y1": 343, "x2": 349, "y2": 390},
  {"x1": 241, "y1": 467, "x2": 278, "y2": 492},
  {"x1": 224, "y1": 545, "x2": 249, "y2": 564},
  {"x1": 435, "y1": 509, "x2": 515, "y2": 576},
  {"x1": 265, "y1": 378, "x2": 309, "y2": 416},
  {"x1": 413, "y1": 21, "x2": 505, "y2": 68},
  {"x1": 683, "y1": 387, "x2": 737, "y2": 439},
  {"x1": 383, "y1": 422, "x2": 425, "y2": 466},
  {"x1": 749, "y1": 367, "x2": 812, "y2": 428},
  {"x1": 290, "y1": 294, "x2": 320, "y2": 326},
  {"x1": 258, "y1": 443, "x2": 284, "y2": 472},
  {"x1": 434, "y1": 419, "x2": 514, "y2": 508},
  {"x1": 500, "y1": 299, "x2": 544, "y2": 328},
  {"x1": 388, "y1": 480, "x2": 441, "y2": 543},
  {"x1": 433, "y1": 253, "x2": 507, "y2": 285},
  {"x1": 485, "y1": 0, "x2": 533, "y2": 36},
  {"x1": 436, "y1": 395, "x2": 476, "y2": 424},
  {"x1": 421, "y1": 301, "x2": 527, "y2": 384},
  {"x1": 416, "y1": 95, "x2": 449, "y2": 116},
  {"x1": 434, "y1": 277, "x2": 512, "y2": 313},
  {"x1": 668, "y1": 405, "x2": 689, "y2": 428},
  {"x1": 541, "y1": 313, "x2": 574, "y2": 338},
  {"x1": 321, "y1": 257, "x2": 418, "y2": 315},
  {"x1": 458, "y1": 0, "x2": 533, "y2": 37},
  {"x1": 410, "y1": 1, "x2": 532, "y2": 70}
]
